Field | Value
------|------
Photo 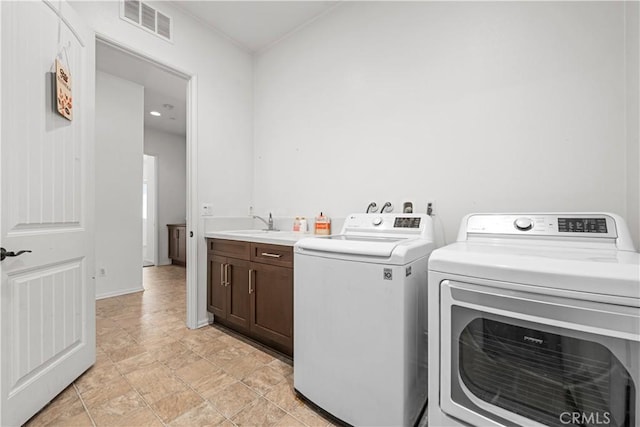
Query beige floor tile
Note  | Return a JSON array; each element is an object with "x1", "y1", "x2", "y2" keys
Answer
[
  {"x1": 74, "y1": 364, "x2": 122, "y2": 394},
  {"x1": 274, "y1": 414, "x2": 307, "y2": 427},
  {"x1": 139, "y1": 335, "x2": 177, "y2": 349},
  {"x1": 224, "y1": 353, "x2": 269, "y2": 380},
  {"x1": 252, "y1": 348, "x2": 278, "y2": 365},
  {"x1": 231, "y1": 397, "x2": 287, "y2": 427},
  {"x1": 108, "y1": 407, "x2": 164, "y2": 427},
  {"x1": 80, "y1": 376, "x2": 133, "y2": 408},
  {"x1": 126, "y1": 362, "x2": 188, "y2": 403},
  {"x1": 93, "y1": 351, "x2": 115, "y2": 370},
  {"x1": 163, "y1": 348, "x2": 203, "y2": 370},
  {"x1": 51, "y1": 384, "x2": 81, "y2": 407},
  {"x1": 115, "y1": 351, "x2": 158, "y2": 375},
  {"x1": 206, "y1": 346, "x2": 248, "y2": 372},
  {"x1": 227, "y1": 338, "x2": 263, "y2": 356},
  {"x1": 195, "y1": 369, "x2": 238, "y2": 399},
  {"x1": 264, "y1": 380, "x2": 303, "y2": 413},
  {"x1": 197, "y1": 337, "x2": 230, "y2": 359},
  {"x1": 168, "y1": 402, "x2": 227, "y2": 426},
  {"x1": 174, "y1": 358, "x2": 218, "y2": 385},
  {"x1": 290, "y1": 404, "x2": 333, "y2": 427},
  {"x1": 105, "y1": 342, "x2": 147, "y2": 363},
  {"x1": 96, "y1": 318, "x2": 120, "y2": 335},
  {"x1": 268, "y1": 358, "x2": 294, "y2": 377},
  {"x1": 150, "y1": 340, "x2": 190, "y2": 362},
  {"x1": 129, "y1": 328, "x2": 169, "y2": 343},
  {"x1": 208, "y1": 381, "x2": 259, "y2": 418},
  {"x1": 46, "y1": 409, "x2": 94, "y2": 427},
  {"x1": 184, "y1": 337, "x2": 226, "y2": 357},
  {"x1": 25, "y1": 392, "x2": 85, "y2": 427},
  {"x1": 98, "y1": 330, "x2": 137, "y2": 352},
  {"x1": 204, "y1": 326, "x2": 226, "y2": 339},
  {"x1": 88, "y1": 390, "x2": 147, "y2": 426},
  {"x1": 147, "y1": 389, "x2": 204, "y2": 423},
  {"x1": 242, "y1": 364, "x2": 286, "y2": 395}
]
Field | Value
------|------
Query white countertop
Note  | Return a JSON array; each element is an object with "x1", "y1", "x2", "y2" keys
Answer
[{"x1": 204, "y1": 229, "x2": 318, "y2": 246}]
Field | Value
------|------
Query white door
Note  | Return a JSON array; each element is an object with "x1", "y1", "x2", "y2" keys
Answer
[{"x1": 0, "y1": 1, "x2": 95, "y2": 426}]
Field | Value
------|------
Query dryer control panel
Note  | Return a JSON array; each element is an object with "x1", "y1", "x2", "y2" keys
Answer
[{"x1": 464, "y1": 213, "x2": 619, "y2": 240}]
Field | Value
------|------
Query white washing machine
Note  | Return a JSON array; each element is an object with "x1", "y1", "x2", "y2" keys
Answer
[
  {"x1": 294, "y1": 213, "x2": 436, "y2": 426},
  {"x1": 428, "y1": 213, "x2": 640, "y2": 427}
]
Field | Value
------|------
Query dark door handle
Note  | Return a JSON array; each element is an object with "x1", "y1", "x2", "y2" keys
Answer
[{"x1": 0, "y1": 247, "x2": 32, "y2": 261}]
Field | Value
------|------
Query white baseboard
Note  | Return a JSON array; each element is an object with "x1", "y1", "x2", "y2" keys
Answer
[
  {"x1": 196, "y1": 317, "x2": 211, "y2": 329},
  {"x1": 96, "y1": 285, "x2": 144, "y2": 300}
]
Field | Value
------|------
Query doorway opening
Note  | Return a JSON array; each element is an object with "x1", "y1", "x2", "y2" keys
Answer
[
  {"x1": 143, "y1": 154, "x2": 157, "y2": 267},
  {"x1": 95, "y1": 36, "x2": 198, "y2": 329}
]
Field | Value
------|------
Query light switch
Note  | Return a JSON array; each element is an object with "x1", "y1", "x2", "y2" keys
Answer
[{"x1": 201, "y1": 203, "x2": 213, "y2": 216}]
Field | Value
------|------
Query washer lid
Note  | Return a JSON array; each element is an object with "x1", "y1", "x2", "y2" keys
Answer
[
  {"x1": 428, "y1": 242, "x2": 640, "y2": 301},
  {"x1": 296, "y1": 235, "x2": 407, "y2": 257}
]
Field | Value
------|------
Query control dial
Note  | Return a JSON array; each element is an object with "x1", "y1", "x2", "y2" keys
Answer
[
  {"x1": 514, "y1": 217, "x2": 533, "y2": 231},
  {"x1": 372, "y1": 217, "x2": 383, "y2": 226}
]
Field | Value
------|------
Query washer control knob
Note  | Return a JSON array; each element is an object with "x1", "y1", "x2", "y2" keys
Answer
[
  {"x1": 514, "y1": 217, "x2": 533, "y2": 231},
  {"x1": 372, "y1": 217, "x2": 383, "y2": 226}
]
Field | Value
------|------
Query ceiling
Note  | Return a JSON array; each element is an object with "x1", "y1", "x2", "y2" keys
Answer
[
  {"x1": 95, "y1": 2, "x2": 340, "y2": 137},
  {"x1": 170, "y1": 1, "x2": 340, "y2": 53}
]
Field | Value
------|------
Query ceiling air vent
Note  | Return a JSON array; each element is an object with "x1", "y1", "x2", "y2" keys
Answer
[{"x1": 120, "y1": 0, "x2": 173, "y2": 43}]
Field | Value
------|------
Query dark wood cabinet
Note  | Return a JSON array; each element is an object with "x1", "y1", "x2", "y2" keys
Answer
[
  {"x1": 168, "y1": 224, "x2": 186, "y2": 266},
  {"x1": 206, "y1": 238, "x2": 293, "y2": 356},
  {"x1": 250, "y1": 261, "x2": 293, "y2": 351}
]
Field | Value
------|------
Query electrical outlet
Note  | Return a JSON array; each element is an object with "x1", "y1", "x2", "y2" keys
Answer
[{"x1": 201, "y1": 203, "x2": 213, "y2": 216}]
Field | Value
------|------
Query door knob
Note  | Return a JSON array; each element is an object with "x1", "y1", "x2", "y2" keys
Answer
[{"x1": 0, "y1": 247, "x2": 32, "y2": 261}]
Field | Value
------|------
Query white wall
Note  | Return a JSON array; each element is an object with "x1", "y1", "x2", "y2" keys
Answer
[
  {"x1": 254, "y1": 2, "x2": 632, "y2": 246},
  {"x1": 144, "y1": 127, "x2": 187, "y2": 266},
  {"x1": 95, "y1": 71, "x2": 144, "y2": 299},
  {"x1": 626, "y1": 2, "x2": 640, "y2": 248},
  {"x1": 70, "y1": 1, "x2": 254, "y2": 324}
]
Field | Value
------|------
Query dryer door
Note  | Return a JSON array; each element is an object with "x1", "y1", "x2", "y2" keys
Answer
[{"x1": 440, "y1": 280, "x2": 639, "y2": 427}]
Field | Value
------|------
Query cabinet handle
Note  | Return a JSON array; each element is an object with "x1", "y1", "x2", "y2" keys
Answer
[
  {"x1": 248, "y1": 269, "x2": 253, "y2": 294},
  {"x1": 260, "y1": 252, "x2": 282, "y2": 258},
  {"x1": 225, "y1": 264, "x2": 230, "y2": 287},
  {"x1": 220, "y1": 263, "x2": 225, "y2": 286}
]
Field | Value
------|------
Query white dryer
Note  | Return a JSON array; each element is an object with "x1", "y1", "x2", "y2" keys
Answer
[
  {"x1": 428, "y1": 213, "x2": 639, "y2": 427},
  {"x1": 294, "y1": 213, "x2": 435, "y2": 426}
]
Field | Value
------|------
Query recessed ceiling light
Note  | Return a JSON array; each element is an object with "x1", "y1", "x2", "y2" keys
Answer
[{"x1": 150, "y1": 111, "x2": 161, "y2": 117}]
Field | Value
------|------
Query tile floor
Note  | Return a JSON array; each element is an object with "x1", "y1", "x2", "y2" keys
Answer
[{"x1": 25, "y1": 265, "x2": 336, "y2": 427}]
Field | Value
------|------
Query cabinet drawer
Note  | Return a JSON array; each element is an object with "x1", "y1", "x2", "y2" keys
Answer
[
  {"x1": 251, "y1": 243, "x2": 293, "y2": 268},
  {"x1": 208, "y1": 239, "x2": 250, "y2": 260}
]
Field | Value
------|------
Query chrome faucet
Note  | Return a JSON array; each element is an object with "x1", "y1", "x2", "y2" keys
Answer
[{"x1": 253, "y1": 213, "x2": 278, "y2": 231}]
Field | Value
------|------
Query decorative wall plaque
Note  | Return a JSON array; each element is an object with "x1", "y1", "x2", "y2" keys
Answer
[{"x1": 55, "y1": 59, "x2": 72, "y2": 121}]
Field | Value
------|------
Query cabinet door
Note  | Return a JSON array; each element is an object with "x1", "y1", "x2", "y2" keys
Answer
[
  {"x1": 226, "y1": 258, "x2": 251, "y2": 331},
  {"x1": 208, "y1": 255, "x2": 227, "y2": 320},
  {"x1": 250, "y1": 262, "x2": 293, "y2": 355},
  {"x1": 177, "y1": 226, "x2": 187, "y2": 263},
  {"x1": 168, "y1": 226, "x2": 177, "y2": 258}
]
